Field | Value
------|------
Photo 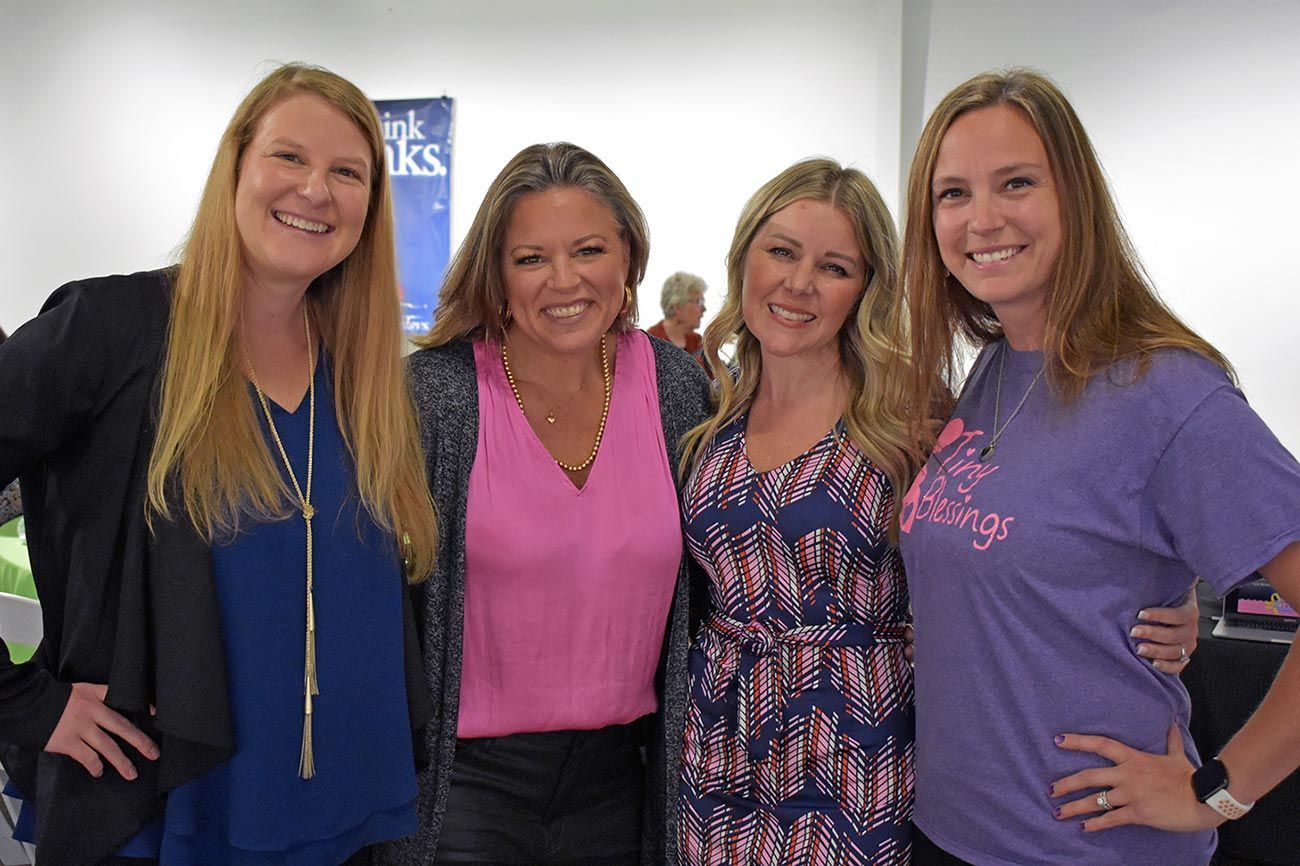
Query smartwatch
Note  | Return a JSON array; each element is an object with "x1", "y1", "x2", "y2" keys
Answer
[{"x1": 1192, "y1": 757, "x2": 1254, "y2": 820}]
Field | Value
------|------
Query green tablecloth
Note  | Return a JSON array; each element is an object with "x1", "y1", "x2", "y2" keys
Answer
[{"x1": 0, "y1": 522, "x2": 37, "y2": 662}]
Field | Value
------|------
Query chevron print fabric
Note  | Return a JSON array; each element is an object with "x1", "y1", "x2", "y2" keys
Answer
[{"x1": 679, "y1": 416, "x2": 915, "y2": 864}]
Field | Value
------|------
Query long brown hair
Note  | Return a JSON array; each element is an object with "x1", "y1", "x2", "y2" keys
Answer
[
  {"x1": 681, "y1": 158, "x2": 926, "y2": 533},
  {"x1": 418, "y1": 142, "x2": 649, "y2": 348},
  {"x1": 147, "y1": 63, "x2": 438, "y2": 580},
  {"x1": 900, "y1": 67, "x2": 1232, "y2": 454}
]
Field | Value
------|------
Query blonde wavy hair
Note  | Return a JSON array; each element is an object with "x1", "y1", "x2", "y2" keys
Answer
[
  {"x1": 900, "y1": 67, "x2": 1232, "y2": 454},
  {"x1": 681, "y1": 158, "x2": 926, "y2": 533},
  {"x1": 147, "y1": 63, "x2": 438, "y2": 581},
  {"x1": 418, "y1": 142, "x2": 648, "y2": 348}
]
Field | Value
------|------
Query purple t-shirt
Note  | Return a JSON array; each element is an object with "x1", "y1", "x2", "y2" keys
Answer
[{"x1": 899, "y1": 342, "x2": 1300, "y2": 866}]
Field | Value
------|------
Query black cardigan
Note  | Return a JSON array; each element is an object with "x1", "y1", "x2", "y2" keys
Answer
[{"x1": 0, "y1": 270, "x2": 432, "y2": 866}]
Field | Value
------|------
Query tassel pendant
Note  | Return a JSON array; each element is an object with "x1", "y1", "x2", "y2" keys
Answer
[
  {"x1": 299, "y1": 689, "x2": 315, "y2": 779},
  {"x1": 300, "y1": 513, "x2": 318, "y2": 780},
  {"x1": 304, "y1": 589, "x2": 319, "y2": 696}
]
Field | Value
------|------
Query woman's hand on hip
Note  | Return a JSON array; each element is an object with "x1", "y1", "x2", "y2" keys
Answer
[
  {"x1": 1048, "y1": 724, "x2": 1223, "y2": 833},
  {"x1": 44, "y1": 682, "x2": 159, "y2": 780},
  {"x1": 1132, "y1": 585, "x2": 1200, "y2": 674}
]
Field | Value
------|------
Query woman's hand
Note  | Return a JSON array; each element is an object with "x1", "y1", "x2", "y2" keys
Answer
[
  {"x1": 44, "y1": 682, "x2": 159, "y2": 779},
  {"x1": 1049, "y1": 725, "x2": 1223, "y2": 833},
  {"x1": 1132, "y1": 586, "x2": 1199, "y2": 674}
]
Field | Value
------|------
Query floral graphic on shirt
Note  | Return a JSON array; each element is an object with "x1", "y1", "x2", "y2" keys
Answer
[{"x1": 899, "y1": 418, "x2": 1015, "y2": 551}]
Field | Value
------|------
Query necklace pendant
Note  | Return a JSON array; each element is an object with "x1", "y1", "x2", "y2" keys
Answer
[
  {"x1": 302, "y1": 503, "x2": 315, "y2": 520},
  {"x1": 546, "y1": 413, "x2": 556, "y2": 424},
  {"x1": 979, "y1": 443, "x2": 996, "y2": 462}
]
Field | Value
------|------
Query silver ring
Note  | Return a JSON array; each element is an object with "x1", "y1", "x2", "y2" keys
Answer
[
  {"x1": 1179, "y1": 644, "x2": 1190, "y2": 663},
  {"x1": 1096, "y1": 789, "x2": 1114, "y2": 811}
]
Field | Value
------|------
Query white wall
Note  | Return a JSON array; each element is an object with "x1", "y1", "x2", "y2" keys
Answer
[
  {"x1": 914, "y1": 0, "x2": 1300, "y2": 453},
  {"x1": 0, "y1": 0, "x2": 900, "y2": 334},
  {"x1": 4, "y1": 0, "x2": 1298, "y2": 454}
]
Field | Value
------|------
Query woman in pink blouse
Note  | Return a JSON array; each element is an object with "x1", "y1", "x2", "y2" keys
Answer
[{"x1": 376, "y1": 143, "x2": 712, "y2": 866}]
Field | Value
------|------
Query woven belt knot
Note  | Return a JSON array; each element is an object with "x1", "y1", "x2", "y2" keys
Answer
[{"x1": 705, "y1": 610, "x2": 907, "y2": 762}]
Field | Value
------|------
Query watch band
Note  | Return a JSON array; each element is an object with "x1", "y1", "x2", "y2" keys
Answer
[
  {"x1": 1192, "y1": 757, "x2": 1255, "y2": 820},
  {"x1": 1203, "y1": 787, "x2": 1254, "y2": 820}
]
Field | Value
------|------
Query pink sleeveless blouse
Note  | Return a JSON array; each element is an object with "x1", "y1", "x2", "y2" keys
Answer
[{"x1": 457, "y1": 330, "x2": 683, "y2": 738}]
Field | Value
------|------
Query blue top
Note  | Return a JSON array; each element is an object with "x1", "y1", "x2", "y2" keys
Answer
[{"x1": 10, "y1": 357, "x2": 418, "y2": 863}]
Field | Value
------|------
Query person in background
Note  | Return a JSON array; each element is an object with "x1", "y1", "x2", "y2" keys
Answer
[
  {"x1": 897, "y1": 68, "x2": 1300, "y2": 866},
  {"x1": 648, "y1": 271, "x2": 709, "y2": 372},
  {"x1": 0, "y1": 63, "x2": 437, "y2": 865},
  {"x1": 374, "y1": 142, "x2": 711, "y2": 866}
]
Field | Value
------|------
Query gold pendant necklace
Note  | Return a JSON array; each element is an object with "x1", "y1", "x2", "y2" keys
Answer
[
  {"x1": 242, "y1": 306, "x2": 319, "y2": 779},
  {"x1": 500, "y1": 335, "x2": 611, "y2": 473}
]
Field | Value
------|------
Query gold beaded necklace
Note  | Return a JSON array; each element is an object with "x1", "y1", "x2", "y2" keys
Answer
[
  {"x1": 501, "y1": 335, "x2": 611, "y2": 473},
  {"x1": 241, "y1": 306, "x2": 320, "y2": 780}
]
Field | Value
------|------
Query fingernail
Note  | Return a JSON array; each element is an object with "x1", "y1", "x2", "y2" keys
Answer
[
  {"x1": 1080, "y1": 821, "x2": 1088, "y2": 831},
  {"x1": 1129, "y1": 626, "x2": 1141, "y2": 638},
  {"x1": 1054, "y1": 735, "x2": 1065, "y2": 745},
  {"x1": 1047, "y1": 785, "x2": 1055, "y2": 796},
  {"x1": 1137, "y1": 609, "x2": 1148, "y2": 619},
  {"x1": 1053, "y1": 806, "x2": 1062, "y2": 818},
  {"x1": 125, "y1": 767, "x2": 137, "y2": 781},
  {"x1": 1136, "y1": 644, "x2": 1152, "y2": 656}
]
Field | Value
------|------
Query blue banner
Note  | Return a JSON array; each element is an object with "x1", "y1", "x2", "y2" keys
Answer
[{"x1": 374, "y1": 97, "x2": 453, "y2": 335}]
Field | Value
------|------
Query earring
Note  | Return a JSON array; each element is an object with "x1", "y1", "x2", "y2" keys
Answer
[
  {"x1": 500, "y1": 301, "x2": 513, "y2": 328},
  {"x1": 621, "y1": 286, "x2": 634, "y2": 316}
]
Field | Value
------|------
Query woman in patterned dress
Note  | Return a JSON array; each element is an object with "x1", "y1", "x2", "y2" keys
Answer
[{"x1": 676, "y1": 159, "x2": 926, "y2": 865}]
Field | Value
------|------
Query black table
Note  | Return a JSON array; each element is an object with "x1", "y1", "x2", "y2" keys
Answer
[{"x1": 1185, "y1": 583, "x2": 1300, "y2": 866}]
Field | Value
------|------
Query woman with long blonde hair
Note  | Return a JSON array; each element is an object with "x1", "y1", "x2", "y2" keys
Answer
[
  {"x1": 0, "y1": 63, "x2": 436, "y2": 865},
  {"x1": 897, "y1": 68, "x2": 1300, "y2": 866},
  {"x1": 676, "y1": 158, "x2": 924, "y2": 864}
]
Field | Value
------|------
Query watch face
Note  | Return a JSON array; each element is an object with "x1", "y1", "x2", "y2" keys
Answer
[{"x1": 1193, "y1": 758, "x2": 1229, "y2": 801}]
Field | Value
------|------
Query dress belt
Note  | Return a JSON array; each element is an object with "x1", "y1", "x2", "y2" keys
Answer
[{"x1": 704, "y1": 610, "x2": 909, "y2": 762}]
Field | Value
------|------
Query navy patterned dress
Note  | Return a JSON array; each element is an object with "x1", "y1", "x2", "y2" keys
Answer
[{"x1": 678, "y1": 415, "x2": 914, "y2": 865}]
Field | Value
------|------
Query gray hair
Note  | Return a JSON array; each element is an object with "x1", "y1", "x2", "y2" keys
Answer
[{"x1": 660, "y1": 271, "x2": 706, "y2": 319}]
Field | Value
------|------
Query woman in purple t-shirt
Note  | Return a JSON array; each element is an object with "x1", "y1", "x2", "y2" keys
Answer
[{"x1": 896, "y1": 68, "x2": 1300, "y2": 866}]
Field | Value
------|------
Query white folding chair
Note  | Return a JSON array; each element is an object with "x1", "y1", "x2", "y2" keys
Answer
[
  {"x1": 0, "y1": 767, "x2": 33, "y2": 865},
  {"x1": 0, "y1": 594, "x2": 40, "y2": 651}
]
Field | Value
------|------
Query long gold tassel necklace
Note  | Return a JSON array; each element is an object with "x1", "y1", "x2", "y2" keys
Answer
[{"x1": 242, "y1": 305, "x2": 319, "y2": 779}]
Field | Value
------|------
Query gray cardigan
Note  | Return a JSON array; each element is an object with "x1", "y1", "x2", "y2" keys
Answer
[{"x1": 376, "y1": 335, "x2": 712, "y2": 866}]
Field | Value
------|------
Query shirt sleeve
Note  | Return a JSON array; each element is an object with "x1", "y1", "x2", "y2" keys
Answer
[
  {"x1": 0, "y1": 281, "x2": 117, "y2": 485},
  {"x1": 0, "y1": 281, "x2": 121, "y2": 747},
  {"x1": 1142, "y1": 383, "x2": 1300, "y2": 596}
]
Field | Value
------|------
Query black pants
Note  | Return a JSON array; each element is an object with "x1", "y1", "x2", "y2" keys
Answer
[
  {"x1": 911, "y1": 825, "x2": 978, "y2": 866},
  {"x1": 434, "y1": 722, "x2": 645, "y2": 865}
]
